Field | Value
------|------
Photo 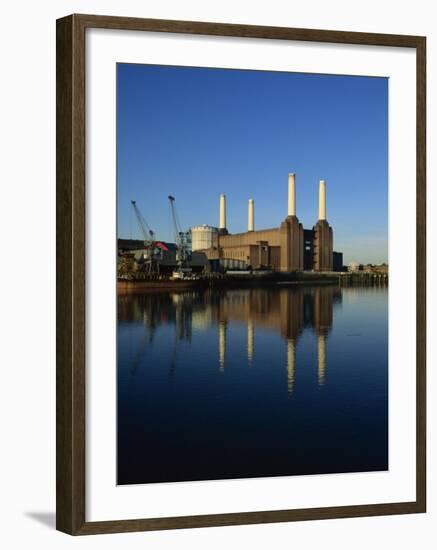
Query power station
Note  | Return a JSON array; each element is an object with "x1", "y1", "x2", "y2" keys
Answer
[
  {"x1": 118, "y1": 173, "x2": 347, "y2": 279},
  {"x1": 192, "y1": 174, "x2": 338, "y2": 272}
]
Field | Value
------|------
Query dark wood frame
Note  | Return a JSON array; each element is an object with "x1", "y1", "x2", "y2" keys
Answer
[{"x1": 56, "y1": 13, "x2": 426, "y2": 535}]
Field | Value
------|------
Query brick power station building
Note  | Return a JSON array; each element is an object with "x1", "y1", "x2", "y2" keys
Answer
[{"x1": 192, "y1": 174, "x2": 341, "y2": 272}]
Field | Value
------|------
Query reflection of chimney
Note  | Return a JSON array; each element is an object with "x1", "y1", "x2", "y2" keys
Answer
[
  {"x1": 247, "y1": 319, "x2": 254, "y2": 363},
  {"x1": 317, "y1": 334, "x2": 326, "y2": 386},
  {"x1": 287, "y1": 339, "x2": 296, "y2": 395},
  {"x1": 248, "y1": 199, "x2": 254, "y2": 232},
  {"x1": 219, "y1": 194, "x2": 227, "y2": 230},
  {"x1": 318, "y1": 180, "x2": 326, "y2": 221},
  {"x1": 218, "y1": 321, "x2": 226, "y2": 371},
  {"x1": 288, "y1": 173, "x2": 296, "y2": 217}
]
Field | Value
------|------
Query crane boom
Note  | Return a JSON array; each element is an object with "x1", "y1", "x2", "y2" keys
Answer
[
  {"x1": 129, "y1": 200, "x2": 162, "y2": 275},
  {"x1": 168, "y1": 196, "x2": 180, "y2": 239},
  {"x1": 131, "y1": 200, "x2": 155, "y2": 242},
  {"x1": 168, "y1": 195, "x2": 191, "y2": 270}
]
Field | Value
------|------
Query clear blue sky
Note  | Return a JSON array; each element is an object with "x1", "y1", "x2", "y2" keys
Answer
[{"x1": 117, "y1": 63, "x2": 388, "y2": 264}]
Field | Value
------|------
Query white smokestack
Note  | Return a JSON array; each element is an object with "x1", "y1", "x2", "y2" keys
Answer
[
  {"x1": 219, "y1": 194, "x2": 226, "y2": 230},
  {"x1": 318, "y1": 180, "x2": 326, "y2": 221},
  {"x1": 288, "y1": 173, "x2": 296, "y2": 216},
  {"x1": 248, "y1": 198, "x2": 254, "y2": 231}
]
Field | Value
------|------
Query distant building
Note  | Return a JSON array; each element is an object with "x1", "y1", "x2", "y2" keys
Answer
[
  {"x1": 332, "y1": 251, "x2": 344, "y2": 272},
  {"x1": 362, "y1": 263, "x2": 389, "y2": 274}
]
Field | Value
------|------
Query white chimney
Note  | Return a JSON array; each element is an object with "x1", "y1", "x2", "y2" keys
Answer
[
  {"x1": 219, "y1": 194, "x2": 226, "y2": 230},
  {"x1": 288, "y1": 173, "x2": 296, "y2": 216},
  {"x1": 248, "y1": 198, "x2": 254, "y2": 231},
  {"x1": 318, "y1": 180, "x2": 327, "y2": 221}
]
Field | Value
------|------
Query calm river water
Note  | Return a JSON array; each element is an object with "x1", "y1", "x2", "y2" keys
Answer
[{"x1": 117, "y1": 285, "x2": 388, "y2": 485}]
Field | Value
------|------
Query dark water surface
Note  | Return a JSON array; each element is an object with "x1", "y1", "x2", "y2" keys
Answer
[{"x1": 117, "y1": 285, "x2": 388, "y2": 485}]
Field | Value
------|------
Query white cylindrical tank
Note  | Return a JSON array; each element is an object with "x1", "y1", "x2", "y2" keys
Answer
[{"x1": 191, "y1": 225, "x2": 218, "y2": 251}]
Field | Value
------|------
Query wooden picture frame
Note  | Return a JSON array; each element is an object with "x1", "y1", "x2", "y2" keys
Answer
[{"x1": 56, "y1": 13, "x2": 426, "y2": 535}]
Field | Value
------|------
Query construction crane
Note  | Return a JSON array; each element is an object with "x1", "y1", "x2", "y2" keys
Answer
[
  {"x1": 130, "y1": 200, "x2": 162, "y2": 274},
  {"x1": 168, "y1": 195, "x2": 192, "y2": 277},
  {"x1": 131, "y1": 200, "x2": 155, "y2": 244}
]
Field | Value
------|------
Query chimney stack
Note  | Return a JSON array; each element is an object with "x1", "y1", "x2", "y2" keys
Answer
[
  {"x1": 318, "y1": 180, "x2": 327, "y2": 221},
  {"x1": 248, "y1": 198, "x2": 254, "y2": 231},
  {"x1": 288, "y1": 173, "x2": 296, "y2": 217},
  {"x1": 219, "y1": 194, "x2": 227, "y2": 230}
]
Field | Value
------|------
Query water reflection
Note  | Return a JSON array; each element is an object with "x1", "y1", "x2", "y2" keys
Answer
[
  {"x1": 247, "y1": 319, "x2": 254, "y2": 365},
  {"x1": 286, "y1": 339, "x2": 296, "y2": 394},
  {"x1": 318, "y1": 334, "x2": 327, "y2": 386},
  {"x1": 118, "y1": 286, "x2": 340, "y2": 391},
  {"x1": 117, "y1": 285, "x2": 388, "y2": 484},
  {"x1": 218, "y1": 320, "x2": 227, "y2": 372}
]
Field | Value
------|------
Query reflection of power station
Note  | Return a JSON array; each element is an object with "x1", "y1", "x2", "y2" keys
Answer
[
  {"x1": 218, "y1": 320, "x2": 227, "y2": 372},
  {"x1": 287, "y1": 340, "x2": 296, "y2": 395},
  {"x1": 317, "y1": 334, "x2": 327, "y2": 386},
  {"x1": 213, "y1": 286, "x2": 335, "y2": 389},
  {"x1": 247, "y1": 319, "x2": 254, "y2": 364},
  {"x1": 192, "y1": 174, "x2": 338, "y2": 272},
  {"x1": 124, "y1": 286, "x2": 337, "y2": 390}
]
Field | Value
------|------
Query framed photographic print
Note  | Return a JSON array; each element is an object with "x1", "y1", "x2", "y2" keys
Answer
[{"x1": 56, "y1": 14, "x2": 426, "y2": 535}]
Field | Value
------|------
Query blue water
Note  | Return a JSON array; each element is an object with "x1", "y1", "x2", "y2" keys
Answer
[{"x1": 117, "y1": 285, "x2": 388, "y2": 484}]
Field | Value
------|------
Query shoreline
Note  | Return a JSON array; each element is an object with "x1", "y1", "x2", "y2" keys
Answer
[{"x1": 117, "y1": 272, "x2": 387, "y2": 294}]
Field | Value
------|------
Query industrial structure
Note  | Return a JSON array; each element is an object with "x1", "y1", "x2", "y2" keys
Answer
[
  {"x1": 119, "y1": 173, "x2": 345, "y2": 278},
  {"x1": 192, "y1": 174, "x2": 338, "y2": 272}
]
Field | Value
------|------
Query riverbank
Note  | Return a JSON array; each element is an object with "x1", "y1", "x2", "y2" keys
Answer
[
  {"x1": 117, "y1": 279, "x2": 209, "y2": 294},
  {"x1": 117, "y1": 270, "x2": 387, "y2": 294}
]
